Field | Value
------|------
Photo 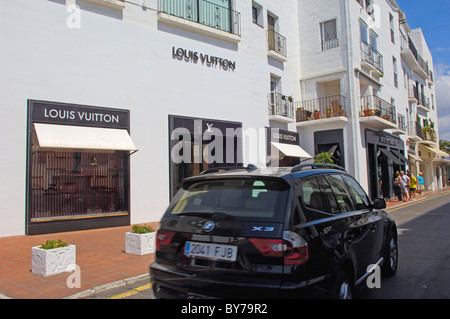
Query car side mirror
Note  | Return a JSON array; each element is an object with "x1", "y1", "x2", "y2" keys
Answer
[{"x1": 373, "y1": 198, "x2": 386, "y2": 209}]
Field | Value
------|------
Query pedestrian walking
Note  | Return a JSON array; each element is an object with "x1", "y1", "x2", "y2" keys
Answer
[
  {"x1": 400, "y1": 171, "x2": 409, "y2": 202},
  {"x1": 408, "y1": 172, "x2": 417, "y2": 200},
  {"x1": 393, "y1": 171, "x2": 402, "y2": 201},
  {"x1": 417, "y1": 172, "x2": 424, "y2": 194}
]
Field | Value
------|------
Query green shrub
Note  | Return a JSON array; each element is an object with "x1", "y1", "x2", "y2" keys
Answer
[
  {"x1": 131, "y1": 224, "x2": 155, "y2": 234},
  {"x1": 40, "y1": 239, "x2": 69, "y2": 250},
  {"x1": 314, "y1": 151, "x2": 334, "y2": 164}
]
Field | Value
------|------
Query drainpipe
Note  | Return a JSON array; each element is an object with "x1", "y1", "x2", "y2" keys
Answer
[{"x1": 343, "y1": 0, "x2": 362, "y2": 182}]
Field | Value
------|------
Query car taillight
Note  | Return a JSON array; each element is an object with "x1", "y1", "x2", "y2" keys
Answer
[
  {"x1": 156, "y1": 229, "x2": 175, "y2": 251},
  {"x1": 249, "y1": 231, "x2": 308, "y2": 266}
]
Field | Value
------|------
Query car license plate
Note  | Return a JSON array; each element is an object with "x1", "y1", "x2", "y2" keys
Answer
[{"x1": 184, "y1": 242, "x2": 237, "y2": 261}]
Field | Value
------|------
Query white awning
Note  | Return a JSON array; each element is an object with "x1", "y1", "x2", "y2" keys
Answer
[
  {"x1": 271, "y1": 142, "x2": 312, "y2": 158},
  {"x1": 34, "y1": 123, "x2": 138, "y2": 152},
  {"x1": 420, "y1": 145, "x2": 449, "y2": 157},
  {"x1": 408, "y1": 153, "x2": 423, "y2": 163}
]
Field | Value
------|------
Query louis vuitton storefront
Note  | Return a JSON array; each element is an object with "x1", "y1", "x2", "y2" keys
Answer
[
  {"x1": 169, "y1": 115, "x2": 243, "y2": 199},
  {"x1": 26, "y1": 100, "x2": 138, "y2": 235},
  {"x1": 365, "y1": 129, "x2": 412, "y2": 200}
]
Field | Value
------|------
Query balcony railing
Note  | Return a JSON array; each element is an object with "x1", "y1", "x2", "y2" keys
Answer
[
  {"x1": 401, "y1": 34, "x2": 429, "y2": 77},
  {"x1": 360, "y1": 41, "x2": 383, "y2": 74},
  {"x1": 268, "y1": 30, "x2": 287, "y2": 57},
  {"x1": 407, "y1": 121, "x2": 423, "y2": 139},
  {"x1": 295, "y1": 95, "x2": 346, "y2": 122},
  {"x1": 418, "y1": 93, "x2": 430, "y2": 110},
  {"x1": 397, "y1": 114, "x2": 406, "y2": 132},
  {"x1": 158, "y1": 0, "x2": 241, "y2": 36},
  {"x1": 360, "y1": 95, "x2": 396, "y2": 124},
  {"x1": 268, "y1": 92, "x2": 294, "y2": 119},
  {"x1": 408, "y1": 84, "x2": 418, "y2": 101},
  {"x1": 322, "y1": 38, "x2": 339, "y2": 51},
  {"x1": 421, "y1": 127, "x2": 437, "y2": 142}
]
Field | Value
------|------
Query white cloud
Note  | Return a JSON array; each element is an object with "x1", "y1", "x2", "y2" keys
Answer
[{"x1": 435, "y1": 64, "x2": 450, "y2": 141}]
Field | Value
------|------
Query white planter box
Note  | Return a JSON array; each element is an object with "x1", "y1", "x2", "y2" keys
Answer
[
  {"x1": 31, "y1": 245, "x2": 76, "y2": 277},
  {"x1": 125, "y1": 232, "x2": 156, "y2": 256}
]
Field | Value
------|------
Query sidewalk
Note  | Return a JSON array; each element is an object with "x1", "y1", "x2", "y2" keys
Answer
[
  {"x1": 0, "y1": 223, "x2": 158, "y2": 299},
  {"x1": 0, "y1": 188, "x2": 448, "y2": 299}
]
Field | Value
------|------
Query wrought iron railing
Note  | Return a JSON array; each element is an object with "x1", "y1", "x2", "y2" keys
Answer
[
  {"x1": 360, "y1": 41, "x2": 383, "y2": 73},
  {"x1": 295, "y1": 95, "x2": 346, "y2": 122},
  {"x1": 418, "y1": 93, "x2": 430, "y2": 109},
  {"x1": 408, "y1": 84, "x2": 418, "y2": 100},
  {"x1": 407, "y1": 121, "x2": 422, "y2": 138},
  {"x1": 158, "y1": 0, "x2": 241, "y2": 36},
  {"x1": 397, "y1": 114, "x2": 406, "y2": 132},
  {"x1": 268, "y1": 92, "x2": 294, "y2": 119},
  {"x1": 401, "y1": 34, "x2": 429, "y2": 77},
  {"x1": 360, "y1": 95, "x2": 396, "y2": 124},
  {"x1": 268, "y1": 29, "x2": 287, "y2": 57}
]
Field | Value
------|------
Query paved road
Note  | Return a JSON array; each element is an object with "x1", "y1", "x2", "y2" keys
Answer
[
  {"x1": 83, "y1": 192, "x2": 450, "y2": 299},
  {"x1": 359, "y1": 192, "x2": 450, "y2": 299}
]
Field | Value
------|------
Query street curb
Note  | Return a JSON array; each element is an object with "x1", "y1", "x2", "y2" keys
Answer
[
  {"x1": 385, "y1": 190, "x2": 450, "y2": 213},
  {"x1": 64, "y1": 273, "x2": 150, "y2": 299}
]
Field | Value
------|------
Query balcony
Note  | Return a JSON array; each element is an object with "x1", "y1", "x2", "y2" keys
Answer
[
  {"x1": 391, "y1": 114, "x2": 406, "y2": 135},
  {"x1": 408, "y1": 84, "x2": 418, "y2": 103},
  {"x1": 400, "y1": 34, "x2": 429, "y2": 80},
  {"x1": 158, "y1": 0, "x2": 241, "y2": 42},
  {"x1": 295, "y1": 95, "x2": 348, "y2": 128},
  {"x1": 417, "y1": 93, "x2": 430, "y2": 112},
  {"x1": 360, "y1": 41, "x2": 384, "y2": 77},
  {"x1": 267, "y1": 30, "x2": 287, "y2": 62},
  {"x1": 420, "y1": 127, "x2": 437, "y2": 145},
  {"x1": 407, "y1": 120, "x2": 423, "y2": 142},
  {"x1": 268, "y1": 92, "x2": 295, "y2": 123},
  {"x1": 359, "y1": 95, "x2": 397, "y2": 130}
]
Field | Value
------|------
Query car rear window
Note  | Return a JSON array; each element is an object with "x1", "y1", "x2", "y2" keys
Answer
[{"x1": 168, "y1": 178, "x2": 290, "y2": 221}]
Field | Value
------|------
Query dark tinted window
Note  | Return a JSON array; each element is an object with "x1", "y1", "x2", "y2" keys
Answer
[
  {"x1": 299, "y1": 177, "x2": 322, "y2": 211},
  {"x1": 326, "y1": 174, "x2": 355, "y2": 213},
  {"x1": 298, "y1": 176, "x2": 335, "y2": 220},
  {"x1": 342, "y1": 175, "x2": 371, "y2": 210},
  {"x1": 168, "y1": 179, "x2": 289, "y2": 221},
  {"x1": 316, "y1": 175, "x2": 340, "y2": 214}
]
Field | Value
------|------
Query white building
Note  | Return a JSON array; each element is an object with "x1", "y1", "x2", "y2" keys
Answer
[
  {"x1": 0, "y1": 0, "x2": 446, "y2": 238},
  {"x1": 294, "y1": 0, "x2": 446, "y2": 199}
]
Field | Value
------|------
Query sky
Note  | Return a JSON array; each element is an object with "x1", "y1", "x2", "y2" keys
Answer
[{"x1": 396, "y1": 0, "x2": 450, "y2": 141}]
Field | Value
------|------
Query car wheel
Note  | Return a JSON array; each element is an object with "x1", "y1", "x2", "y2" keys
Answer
[
  {"x1": 332, "y1": 271, "x2": 353, "y2": 299},
  {"x1": 381, "y1": 231, "x2": 398, "y2": 277}
]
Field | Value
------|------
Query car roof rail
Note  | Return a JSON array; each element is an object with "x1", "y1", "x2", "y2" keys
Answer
[
  {"x1": 199, "y1": 164, "x2": 257, "y2": 175},
  {"x1": 291, "y1": 163, "x2": 346, "y2": 173}
]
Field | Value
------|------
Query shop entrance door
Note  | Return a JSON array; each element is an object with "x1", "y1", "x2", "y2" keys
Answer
[{"x1": 169, "y1": 116, "x2": 242, "y2": 199}]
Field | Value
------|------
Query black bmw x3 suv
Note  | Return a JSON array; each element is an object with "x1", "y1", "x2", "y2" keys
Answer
[{"x1": 150, "y1": 164, "x2": 398, "y2": 299}]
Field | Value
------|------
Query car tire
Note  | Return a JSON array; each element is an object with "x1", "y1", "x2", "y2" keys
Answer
[
  {"x1": 381, "y1": 231, "x2": 398, "y2": 277},
  {"x1": 331, "y1": 270, "x2": 353, "y2": 299}
]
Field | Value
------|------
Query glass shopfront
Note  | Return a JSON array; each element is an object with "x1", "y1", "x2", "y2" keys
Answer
[
  {"x1": 314, "y1": 129, "x2": 345, "y2": 168},
  {"x1": 365, "y1": 129, "x2": 411, "y2": 200},
  {"x1": 169, "y1": 115, "x2": 243, "y2": 199},
  {"x1": 26, "y1": 100, "x2": 136, "y2": 235}
]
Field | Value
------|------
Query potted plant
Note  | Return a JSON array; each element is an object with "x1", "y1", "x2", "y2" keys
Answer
[
  {"x1": 125, "y1": 224, "x2": 156, "y2": 256},
  {"x1": 31, "y1": 239, "x2": 76, "y2": 277},
  {"x1": 338, "y1": 107, "x2": 344, "y2": 116},
  {"x1": 326, "y1": 107, "x2": 332, "y2": 118},
  {"x1": 363, "y1": 108, "x2": 372, "y2": 116},
  {"x1": 314, "y1": 152, "x2": 334, "y2": 165},
  {"x1": 313, "y1": 110, "x2": 321, "y2": 119}
]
